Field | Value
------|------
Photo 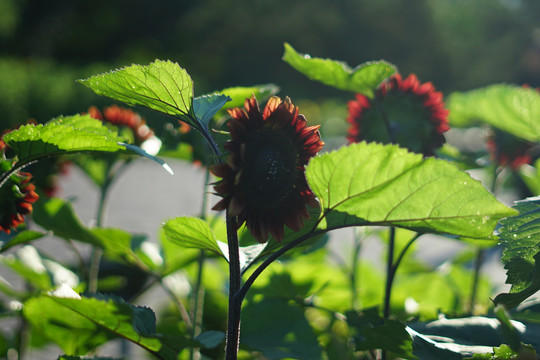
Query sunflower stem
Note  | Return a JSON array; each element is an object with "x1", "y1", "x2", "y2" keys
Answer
[
  {"x1": 225, "y1": 215, "x2": 242, "y2": 360},
  {"x1": 383, "y1": 227, "x2": 396, "y2": 320}
]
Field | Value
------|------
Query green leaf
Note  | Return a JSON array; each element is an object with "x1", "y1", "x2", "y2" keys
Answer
[
  {"x1": 162, "y1": 217, "x2": 222, "y2": 255},
  {"x1": 307, "y1": 142, "x2": 516, "y2": 238},
  {"x1": 0, "y1": 246, "x2": 52, "y2": 290},
  {"x1": 346, "y1": 308, "x2": 416, "y2": 359},
  {"x1": 0, "y1": 230, "x2": 45, "y2": 252},
  {"x1": 58, "y1": 356, "x2": 121, "y2": 360},
  {"x1": 241, "y1": 298, "x2": 323, "y2": 360},
  {"x1": 3, "y1": 115, "x2": 126, "y2": 163},
  {"x1": 282, "y1": 43, "x2": 396, "y2": 97},
  {"x1": 193, "y1": 93, "x2": 231, "y2": 127},
  {"x1": 409, "y1": 316, "x2": 540, "y2": 358},
  {"x1": 24, "y1": 292, "x2": 185, "y2": 359},
  {"x1": 467, "y1": 344, "x2": 537, "y2": 360},
  {"x1": 32, "y1": 197, "x2": 102, "y2": 247},
  {"x1": 495, "y1": 306, "x2": 522, "y2": 352},
  {"x1": 495, "y1": 197, "x2": 540, "y2": 308},
  {"x1": 90, "y1": 228, "x2": 162, "y2": 271},
  {"x1": 78, "y1": 60, "x2": 195, "y2": 124},
  {"x1": 447, "y1": 84, "x2": 540, "y2": 141},
  {"x1": 194, "y1": 330, "x2": 225, "y2": 349},
  {"x1": 218, "y1": 84, "x2": 279, "y2": 109},
  {"x1": 408, "y1": 326, "x2": 487, "y2": 359}
]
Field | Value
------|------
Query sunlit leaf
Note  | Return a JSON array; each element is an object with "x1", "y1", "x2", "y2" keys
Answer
[
  {"x1": 218, "y1": 84, "x2": 279, "y2": 109},
  {"x1": 282, "y1": 43, "x2": 396, "y2": 97},
  {"x1": 447, "y1": 84, "x2": 540, "y2": 141},
  {"x1": 162, "y1": 217, "x2": 222, "y2": 255},
  {"x1": 3, "y1": 115, "x2": 126, "y2": 163},
  {"x1": 78, "y1": 60, "x2": 195, "y2": 124},
  {"x1": 495, "y1": 197, "x2": 540, "y2": 309},
  {"x1": 306, "y1": 142, "x2": 516, "y2": 238}
]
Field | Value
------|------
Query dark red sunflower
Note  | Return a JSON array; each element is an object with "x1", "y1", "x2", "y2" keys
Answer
[
  {"x1": 88, "y1": 105, "x2": 154, "y2": 145},
  {"x1": 0, "y1": 161, "x2": 39, "y2": 233},
  {"x1": 211, "y1": 95, "x2": 324, "y2": 243},
  {"x1": 347, "y1": 73, "x2": 450, "y2": 156},
  {"x1": 486, "y1": 129, "x2": 534, "y2": 170}
]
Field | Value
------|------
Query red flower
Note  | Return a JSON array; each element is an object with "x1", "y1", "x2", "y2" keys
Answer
[
  {"x1": 347, "y1": 73, "x2": 449, "y2": 156},
  {"x1": 0, "y1": 163, "x2": 39, "y2": 233},
  {"x1": 211, "y1": 96, "x2": 324, "y2": 243},
  {"x1": 88, "y1": 105, "x2": 154, "y2": 145}
]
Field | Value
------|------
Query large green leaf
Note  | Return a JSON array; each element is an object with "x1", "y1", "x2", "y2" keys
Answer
[
  {"x1": 282, "y1": 43, "x2": 396, "y2": 97},
  {"x1": 447, "y1": 84, "x2": 540, "y2": 141},
  {"x1": 495, "y1": 197, "x2": 540, "y2": 308},
  {"x1": 78, "y1": 60, "x2": 195, "y2": 124},
  {"x1": 306, "y1": 142, "x2": 516, "y2": 238},
  {"x1": 24, "y1": 291, "x2": 188, "y2": 358},
  {"x1": 3, "y1": 115, "x2": 126, "y2": 163}
]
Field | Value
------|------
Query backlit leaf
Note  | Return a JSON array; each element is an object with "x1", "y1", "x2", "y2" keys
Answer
[
  {"x1": 306, "y1": 142, "x2": 516, "y2": 238},
  {"x1": 218, "y1": 84, "x2": 279, "y2": 109},
  {"x1": 3, "y1": 115, "x2": 126, "y2": 163},
  {"x1": 447, "y1": 84, "x2": 540, "y2": 141},
  {"x1": 78, "y1": 60, "x2": 195, "y2": 124},
  {"x1": 282, "y1": 43, "x2": 396, "y2": 97}
]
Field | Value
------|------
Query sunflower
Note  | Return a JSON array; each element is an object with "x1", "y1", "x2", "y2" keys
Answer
[
  {"x1": 347, "y1": 73, "x2": 449, "y2": 156},
  {"x1": 0, "y1": 161, "x2": 39, "y2": 234},
  {"x1": 486, "y1": 129, "x2": 534, "y2": 170},
  {"x1": 211, "y1": 96, "x2": 324, "y2": 243}
]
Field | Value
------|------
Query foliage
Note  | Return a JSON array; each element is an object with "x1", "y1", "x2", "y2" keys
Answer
[{"x1": 1, "y1": 39, "x2": 540, "y2": 360}]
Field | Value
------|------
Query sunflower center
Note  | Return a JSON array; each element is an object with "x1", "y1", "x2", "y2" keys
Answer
[{"x1": 241, "y1": 127, "x2": 298, "y2": 209}]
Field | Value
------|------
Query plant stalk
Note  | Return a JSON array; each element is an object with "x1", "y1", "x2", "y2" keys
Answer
[
  {"x1": 383, "y1": 227, "x2": 396, "y2": 320},
  {"x1": 224, "y1": 216, "x2": 242, "y2": 360}
]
